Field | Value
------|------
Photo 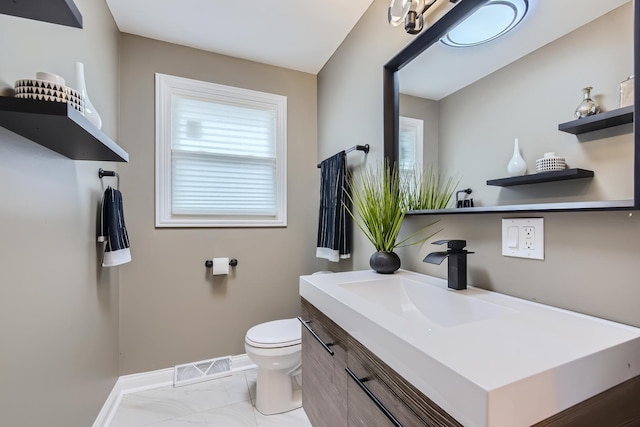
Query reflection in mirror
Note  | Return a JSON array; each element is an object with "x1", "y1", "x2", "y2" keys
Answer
[
  {"x1": 399, "y1": 116, "x2": 424, "y2": 174},
  {"x1": 393, "y1": 0, "x2": 636, "y2": 212}
]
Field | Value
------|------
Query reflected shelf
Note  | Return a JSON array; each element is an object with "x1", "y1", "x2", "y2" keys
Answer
[
  {"x1": 558, "y1": 106, "x2": 634, "y2": 135},
  {"x1": 406, "y1": 200, "x2": 635, "y2": 215},
  {"x1": 486, "y1": 168, "x2": 594, "y2": 187}
]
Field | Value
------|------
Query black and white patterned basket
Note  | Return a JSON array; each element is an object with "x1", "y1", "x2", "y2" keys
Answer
[
  {"x1": 535, "y1": 154, "x2": 566, "y2": 173},
  {"x1": 14, "y1": 79, "x2": 84, "y2": 113}
]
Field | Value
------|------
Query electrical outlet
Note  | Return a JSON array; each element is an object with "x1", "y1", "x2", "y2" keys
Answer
[
  {"x1": 502, "y1": 218, "x2": 544, "y2": 260},
  {"x1": 523, "y1": 226, "x2": 535, "y2": 249}
]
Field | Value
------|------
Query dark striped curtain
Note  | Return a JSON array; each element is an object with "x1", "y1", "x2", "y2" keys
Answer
[{"x1": 316, "y1": 151, "x2": 351, "y2": 262}]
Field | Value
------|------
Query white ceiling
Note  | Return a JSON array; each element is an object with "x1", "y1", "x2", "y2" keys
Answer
[
  {"x1": 105, "y1": 0, "x2": 374, "y2": 74},
  {"x1": 400, "y1": 0, "x2": 631, "y2": 100},
  {"x1": 105, "y1": 0, "x2": 631, "y2": 89}
]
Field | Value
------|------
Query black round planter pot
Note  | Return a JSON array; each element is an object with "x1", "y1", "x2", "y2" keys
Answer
[{"x1": 369, "y1": 251, "x2": 401, "y2": 274}]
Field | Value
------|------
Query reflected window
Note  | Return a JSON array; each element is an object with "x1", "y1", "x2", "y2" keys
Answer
[{"x1": 399, "y1": 116, "x2": 424, "y2": 176}]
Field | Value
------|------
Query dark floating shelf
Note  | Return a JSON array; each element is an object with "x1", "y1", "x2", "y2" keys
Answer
[
  {"x1": 487, "y1": 168, "x2": 594, "y2": 187},
  {"x1": 0, "y1": 0, "x2": 82, "y2": 28},
  {"x1": 558, "y1": 106, "x2": 634, "y2": 135},
  {"x1": 0, "y1": 97, "x2": 128, "y2": 162}
]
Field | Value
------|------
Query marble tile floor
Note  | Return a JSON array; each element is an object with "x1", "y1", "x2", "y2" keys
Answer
[{"x1": 109, "y1": 368, "x2": 312, "y2": 427}]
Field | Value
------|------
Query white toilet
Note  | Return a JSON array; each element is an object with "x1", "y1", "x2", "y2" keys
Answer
[{"x1": 244, "y1": 318, "x2": 302, "y2": 415}]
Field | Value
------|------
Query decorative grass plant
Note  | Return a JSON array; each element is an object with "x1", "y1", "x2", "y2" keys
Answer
[
  {"x1": 345, "y1": 161, "x2": 440, "y2": 253},
  {"x1": 403, "y1": 165, "x2": 459, "y2": 211}
]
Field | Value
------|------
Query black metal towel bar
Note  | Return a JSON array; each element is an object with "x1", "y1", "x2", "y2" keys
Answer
[
  {"x1": 317, "y1": 144, "x2": 370, "y2": 168},
  {"x1": 99, "y1": 168, "x2": 119, "y2": 190}
]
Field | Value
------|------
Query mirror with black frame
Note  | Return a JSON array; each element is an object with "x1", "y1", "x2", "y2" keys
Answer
[{"x1": 384, "y1": 0, "x2": 639, "y2": 213}]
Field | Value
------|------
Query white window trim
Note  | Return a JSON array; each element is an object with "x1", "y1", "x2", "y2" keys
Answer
[
  {"x1": 399, "y1": 116, "x2": 424, "y2": 172},
  {"x1": 155, "y1": 73, "x2": 287, "y2": 227}
]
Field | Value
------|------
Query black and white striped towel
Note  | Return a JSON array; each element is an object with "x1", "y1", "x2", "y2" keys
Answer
[
  {"x1": 100, "y1": 186, "x2": 131, "y2": 267},
  {"x1": 316, "y1": 151, "x2": 351, "y2": 262}
]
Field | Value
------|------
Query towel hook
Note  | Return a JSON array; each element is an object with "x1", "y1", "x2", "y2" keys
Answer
[{"x1": 99, "y1": 168, "x2": 120, "y2": 190}]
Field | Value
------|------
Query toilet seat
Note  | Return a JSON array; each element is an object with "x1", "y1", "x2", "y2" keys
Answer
[{"x1": 245, "y1": 318, "x2": 301, "y2": 349}]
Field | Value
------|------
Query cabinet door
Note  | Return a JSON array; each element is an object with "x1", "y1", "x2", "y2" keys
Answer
[
  {"x1": 347, "y1": 336, "x2": 462, "y2": 427},
  {"x1": 347, "y1": 346, "x2": 427, "y2": 427},
  {"x1": 301, "y1": 299, "x2": 348, "y2": 427}
]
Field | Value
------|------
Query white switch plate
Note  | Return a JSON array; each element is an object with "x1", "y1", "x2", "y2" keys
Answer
[{"x1": 502, "y1": 218, "x2": 544, "y2": 260}]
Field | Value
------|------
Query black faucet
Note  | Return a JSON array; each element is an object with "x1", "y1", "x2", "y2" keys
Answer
[{"x1": 423, "y1": 240, "x2": 474, "y2": 290}]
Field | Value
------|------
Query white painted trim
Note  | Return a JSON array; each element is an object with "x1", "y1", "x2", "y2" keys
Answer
[
  {"x1": 93, "y1": 354, "x2": 256, "y2": 427},
  {"x1": 155, "y1": 73, "x2": 287, "y2": 228},
  {"x1": 399, "y1": 116, "x2": 424, "y2": 173},
  {"x1": 231, "y1": 354, "x2": 257, "y2": 372},
  {"x1": 91, "y1": 367, "x2": 173, "y2": 427},
  {"x1": 91, "y1": 380, "x2": 123, "y2": 427}
]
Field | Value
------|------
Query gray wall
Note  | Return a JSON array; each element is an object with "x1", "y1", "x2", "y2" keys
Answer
[
  {"x1": 0, "y1": 1, "x2": 121, "y2": 426},
  {"x1": 117, "y1": 34, "x2": 321, "y2": 374},
  {"x1": 319, "y1": 0, "x2": 640, "y2": 328},
  {"x1": 318, "y1": 0, "x2": 412, "y2": 268}
]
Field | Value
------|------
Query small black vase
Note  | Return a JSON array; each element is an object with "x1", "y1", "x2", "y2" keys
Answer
[{"x1": 369, "y1": 251, "x2": 401, "y2": 274}]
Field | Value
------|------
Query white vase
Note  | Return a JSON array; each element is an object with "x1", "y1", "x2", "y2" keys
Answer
[
  {"x1": 507, "y1": 138, "x2": 527, "y2": 177},
  {"x1": 75, "y1": 62, "x2": 102, "y2": 130}
]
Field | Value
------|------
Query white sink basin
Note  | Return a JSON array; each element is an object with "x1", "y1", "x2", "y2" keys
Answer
[
  {"x1": 339, "y1": 276, "x2": 516, "y2": 328},
  {"x1": 300, "y1": 269, "x2": 640, "y2": 427}
]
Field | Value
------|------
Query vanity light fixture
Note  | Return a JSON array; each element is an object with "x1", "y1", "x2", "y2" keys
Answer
[
  {"x1": 388, "y1": 0, "x2": 457, "y2": 35},
  {"x1": 441, "y1": 0, "x2": 528, "y2": 47}
]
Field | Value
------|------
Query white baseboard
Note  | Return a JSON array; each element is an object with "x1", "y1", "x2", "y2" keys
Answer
[
  {"x1": 93, "y1": 354, "x2": 256, "y2": 427},
  {"x1": 231, "y1": 353, "x2": 256, "y2": 371}
]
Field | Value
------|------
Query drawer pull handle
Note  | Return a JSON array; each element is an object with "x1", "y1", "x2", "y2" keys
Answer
[
  {"x1": 297, "y1": 316, "x2": 334, "y2": 355},
  {"x1": 346, "y1": 367, "x2": 403, "y2": 427}
]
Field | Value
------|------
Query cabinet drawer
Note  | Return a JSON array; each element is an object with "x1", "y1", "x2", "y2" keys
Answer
[
  {"x1": 347, "y1": 351, "x2": 425, "y2": 426},
  {"x1": 347, "y1": 336, "x2": 462, "y2": 427},
  {"x1": 301, "y1": 298, "x2": 348, "y2": 427}
]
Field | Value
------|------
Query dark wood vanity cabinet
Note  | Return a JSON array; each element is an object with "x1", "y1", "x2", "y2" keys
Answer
[
  {"x1": 300, "y1": 299, "x2": 349, "y2": 427},
  {"x1": 301, "y1": 298, "x2": 460, "y2": 427},
  {"x1": 347, "y1": 351, "x2": 417, "y2": 426},
  {"x1": 347, "y1": 335, "x2": 461, "y2": 427}
]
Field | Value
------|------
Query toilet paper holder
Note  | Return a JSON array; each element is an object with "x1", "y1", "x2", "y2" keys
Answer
[{"x1": 205, "y1": 258, "x2": 238, "y2": 268}]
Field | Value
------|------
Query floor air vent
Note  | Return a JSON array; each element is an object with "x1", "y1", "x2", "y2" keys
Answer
[{"x1": 173, "y1": 355, "x2": 232, "y2": 387}]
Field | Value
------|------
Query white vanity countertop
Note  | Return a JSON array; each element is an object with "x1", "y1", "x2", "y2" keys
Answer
[{"x1": 299, "y1": 269, "x2": 640, "y2": 427}]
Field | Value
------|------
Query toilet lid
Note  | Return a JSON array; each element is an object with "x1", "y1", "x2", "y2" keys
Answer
[{"x1": 245, "y1": 318, "x2": 301, "y2": 348}]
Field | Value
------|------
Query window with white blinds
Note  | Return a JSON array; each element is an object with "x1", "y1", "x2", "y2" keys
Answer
[
  {"x1": 155, "y1": 74, "x2": 287, "y2": 227},
  {"x1": 399, "y1": 116, "x2": 424, "y2": 176}
]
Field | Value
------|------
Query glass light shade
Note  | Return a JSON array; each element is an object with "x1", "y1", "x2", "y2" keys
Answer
[
  {"x1": 388, "y1": 0, "x2": 411, "y2": 26},
  {"x1": 441, "y1": 0, "x2": 528, "y2": 47}
]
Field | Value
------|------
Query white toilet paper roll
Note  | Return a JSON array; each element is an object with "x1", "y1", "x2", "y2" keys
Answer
[{"x1": 212, "y1": 257, "x2": 230, "y2": 275}]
